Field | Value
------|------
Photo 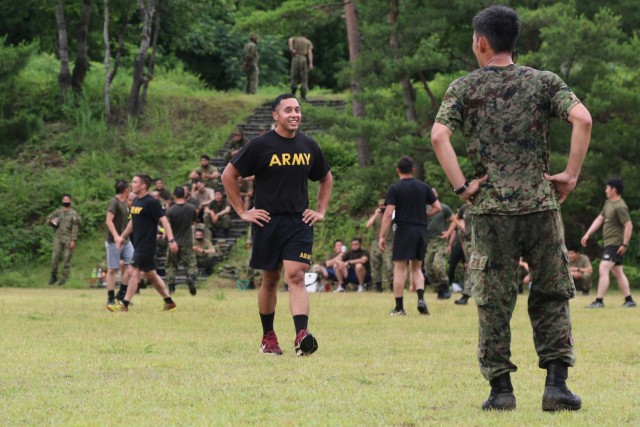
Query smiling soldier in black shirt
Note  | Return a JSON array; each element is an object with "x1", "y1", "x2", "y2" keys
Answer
[{"x1": 222, "y1": 93, "x2": 333, "y2": 357}]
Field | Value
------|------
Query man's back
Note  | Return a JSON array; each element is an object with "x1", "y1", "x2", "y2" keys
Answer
[
  {"x1": 167, "y1": 203, "x2": 196, "y2": 247},
  {"x1": 386, "y1": 178, "x2": 436, "y2": 227},
  {"x1": 436, "y1": 64, "x2": 580, "y2": 215}
]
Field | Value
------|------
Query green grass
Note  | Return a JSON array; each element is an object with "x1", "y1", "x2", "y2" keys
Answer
[{"x1": 0, "y1": 286, "x2": 638, "y2": 426}]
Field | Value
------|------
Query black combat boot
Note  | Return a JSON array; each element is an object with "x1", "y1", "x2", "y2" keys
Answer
[
  {"x1": 542, "y1": 362, "x2": 581, "y2": 411},
  {"x1": 482, "y1": 372, "x2": 516, "y2": 411}
]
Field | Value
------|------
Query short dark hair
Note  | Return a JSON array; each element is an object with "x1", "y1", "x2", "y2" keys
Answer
[
  {"x1": 351, "y1": 237, "x2": 362, "y2": 244},
  {"x1": 272, "y1": 93, "x2": 297, "y2": 112},
  {"x1": 472, "y1": 5, "x2": 520, "y2": 54},
  {"x1": 333, "y1": 239, "x2": 343, "y2": 246},
  {"x1": 62, "y1": 193, "x2": 72, "y2": 199},
  {"x1": 136, "y1": 174, "x2": 152, "y2": 190},
  {"x1": 214, "y1": 189, "x2": 224, "y2": 195},
  {"x1": 397, "y1": 156, "x2": 414, "y2": 174},
  {"x1": 201, "y1": 154, "x2": 210, "y2": 161},
  {"x1": 154, "y1": 177, "x2": 163, "y2": 183},
  {"x1": 173, "y1": 186, "x2": 185, "y2": 198},
  {"x1": 607, "y1": 178, "x2": 624, "y2": 195},
  {"x1": 115, "y1": 179, "x2": 129, "y2": 195},
  {"x1": 566, "y1": 242, "x2": 580, "y2": 252}
]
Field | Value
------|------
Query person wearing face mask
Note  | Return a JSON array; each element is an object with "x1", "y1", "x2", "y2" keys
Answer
[{"x1": 47, "y1": 194, "x2": 81, "y2": 286}]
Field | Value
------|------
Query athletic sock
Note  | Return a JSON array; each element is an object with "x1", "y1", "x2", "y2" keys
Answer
[
  {"x1": 417, "y1": 289, "x2": 425, "y2": 301},
  {"x1": 107, "y1": 290, "x2": 115, "y2": 301},
  {"x1": 164, "y1": 297, "x2": 174, "y2": 304},
  {"x1": 293, "y1": 315, "x2": 308, "y2": 334},
  {"x1": 260, "y1": 312, "x2": 275, "y2": 337},
  {"x1": 395, "y1": 297, "x2": 404, "y2": 310},
  {"x1": 117, "y1": 284, "x2": 128, "y2": 299},
  {"x1": 596, "y1": 298, "x2": 604, "y2": 304},
  {"x1": 625, "y1": 295, "x2": 634, "y2": 302}
]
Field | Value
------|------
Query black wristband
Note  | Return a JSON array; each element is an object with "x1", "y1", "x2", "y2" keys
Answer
[
  {"x1": 169, "y1": 239, "x2": 176, "y2": 243},
  {"x1": 454, "y1": 181, "x2": 469, "y2": 195}
]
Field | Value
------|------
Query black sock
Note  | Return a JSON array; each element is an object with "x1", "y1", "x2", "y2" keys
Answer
[
  {"x1": 417, "y1": 289, "x2": 424, "y2": 301},
  {"x1": 293, "y1": 315, "x2": 308, "y2": 333},
  {"x1": 260, "y1": 312, "x2": 275, "y2": 337},
  {"x1": 625, "y1": 295, "x2": 633, "y2": 302},
  {"x1": 596, "y1": 298, "x2": 604, "y2": 303},
  {"x1": 117, "y1": 284, "x2": 128, "y2": 299},
  {"x1": 107, "y1": 290, "x2": 115, "y2": 301},
  {"x1": 164, "y1": 297, "x2": 173, "y2": 304},
  {"x1": 395, "y1": 297, "x2": 404, "y2": 310},
  {"x1": 123, "y1": 299, "x2": 130, "y2": 307}
]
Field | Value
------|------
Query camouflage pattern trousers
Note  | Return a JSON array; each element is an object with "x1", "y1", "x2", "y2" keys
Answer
[
  {"x1": 245, "y1": 65, "x2": 258, "y2": 94},
  {"x1": 369, "y1": 238, "x2": 393, "y2": 285},
  {"x1": 51, "y1": 237, "x2": 74, "y2": 278},
  {"x1": 467, "y1": 210, "x2": 576, "y2": 380},
  {"x1": 165, "y1": 245, "x2": 198, "y2": 285},
  {"x1": 425, "y1": 238, "x2": 449, "y2": 287}
]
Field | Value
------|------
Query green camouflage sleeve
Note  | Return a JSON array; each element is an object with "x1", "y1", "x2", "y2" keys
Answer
[
  {"x1": 435, "y1": 85, "x2": 463, "y2": 132},
  {"x1": 71, "y1": 213, "x2": 80, "y2": 240},
  {"x1": 547, "y1": 72, "x2": 580, "y2": 121}
]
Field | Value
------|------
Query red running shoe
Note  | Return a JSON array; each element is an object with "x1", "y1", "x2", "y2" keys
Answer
[
  {"x1": 260, "y1": 331, "x2": 283, "y2": 355},
  {"x1": 294, "y1": 329, "x2": 318, "y2": 357}
]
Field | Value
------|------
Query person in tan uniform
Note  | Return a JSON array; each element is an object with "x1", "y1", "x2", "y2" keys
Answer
[{"x1": 288, "y1": 34, "x2": 313, "y2": 100}]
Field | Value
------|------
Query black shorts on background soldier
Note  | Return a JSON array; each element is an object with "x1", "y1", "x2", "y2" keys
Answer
[{"x1": 431, "y1": 5, "x2": 592, "y2": 412}]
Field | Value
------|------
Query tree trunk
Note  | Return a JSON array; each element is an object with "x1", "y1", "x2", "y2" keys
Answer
[
  {"x1": 389, "y1": 0, "x2": 424, "y2": 179},
  {"x1": 103, "y1": 0, "x2": 111, "y2": 123},
  {"x1": 344, "y1": 0, "x2": 371, "y2": 167},
  {"x1": 109, "y1": 1, "x2": 133, "y2": 85},
  {"x1": 140, "y1": 0, "x2": 161, "y2": 114},
  {"x1": 128, "y1": 0, "x2": 155, "y2": 117},
  {"x1": 54, "y1": 1, "x2": 71, "y2": 93},
  {"x1": 71, "y1": 0, "x2": 91, "y2": 93},
  {"x1": 389, "y1": 0, "x2": 418, "y2": 124}
]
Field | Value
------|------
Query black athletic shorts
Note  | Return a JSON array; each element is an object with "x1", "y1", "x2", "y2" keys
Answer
[
  {"x1": 392, "y1": 224, "x2": 428, "y2": 261},
  {"x1": 131, "y1": 251, "x2": 157, "y2": 273},
  {"x1": 602, "y1": 245, "x2": 624, "y2": 266},
  {"x1": 251, "y1": 215, "x2": 313, "y2": 270}
]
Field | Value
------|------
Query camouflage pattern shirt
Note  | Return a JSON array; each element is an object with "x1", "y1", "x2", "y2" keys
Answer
[
  {"x1": 243, "y1": 41, "x2": 259, "y2": 67},
  {"x1": 435, "y1": 64, "x2": 581, "y2": 215},
  {"x1": 48, "y1": 208, "x2": 81, "y2": 242}
]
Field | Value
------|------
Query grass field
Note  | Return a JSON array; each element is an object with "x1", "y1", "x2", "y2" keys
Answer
[{"x1": 0, "y1": 285, "x2": 638, "y2": 426}]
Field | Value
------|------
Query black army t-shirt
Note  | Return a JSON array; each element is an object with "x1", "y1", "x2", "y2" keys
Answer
[
  {"x1": 385, "y1": 178, "x2": 437, "y2": 227},
  {"x1": 130, "y1": 194, "x2": 165, "y2": 257},
  {"x1": 166, "y1": 202, "x2": 197, "y2": 247},
  {"x1": 231, "y1": 130, "x2": 330, "y2": 215}
]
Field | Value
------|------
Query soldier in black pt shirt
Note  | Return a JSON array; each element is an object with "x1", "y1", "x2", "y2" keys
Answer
[
  {"x1": 221, "y1": 93, "x2": 333, "y2": 357},
  {"x1": 379, "y1": 156, "x2": 442, "y2": 316},
  {"x1": 110, "y1": 174, "x2": 179, "y2": 312}
]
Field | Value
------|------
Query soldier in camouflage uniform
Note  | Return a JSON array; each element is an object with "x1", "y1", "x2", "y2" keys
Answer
[
  {"x1": 288, "y1": 34, "x2": 313, "y2": 100},
  {"x1": 165, "y1": 187, "x2": 198, "y2": 295},
  {"x1": 204, "y1": 189, "x2": 232, "y2": 238},
  {"x1": 425, "y1": 188, "x2": 453, "y2": 298},
  {"x1": 431, "y1": 5, "x2": 592, "y2": 412},
  {"x1": 242, "y1": 33, "x2": 259, "y2": 94},
  {"x1": 366, "y1": 199, "x2": 393, "y2": 292},
  {"x1": 47, "y1": 194, "x2": 81, "y2": 286}
]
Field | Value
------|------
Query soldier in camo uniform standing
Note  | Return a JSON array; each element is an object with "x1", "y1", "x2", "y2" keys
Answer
[
  {"x1": 431, "y1": 5, "x2": 592, "y2": 412},
  {"x1": 366, "y1": 199, "x2": 393, "y2": 293},
  {"x1": 288, "y1": 33, "x2": 313, "y2": 101},
  {"x1": 47, "y1": 194, "x2": 81, "y2": 286},
  {"x1": 242, "y1": 33, "x2": 259, "y2": 94}
]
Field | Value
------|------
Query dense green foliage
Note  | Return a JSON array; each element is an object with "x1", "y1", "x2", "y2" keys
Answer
[{"x1": 1, "y1": 0, "x2": 640, "y2": 281}]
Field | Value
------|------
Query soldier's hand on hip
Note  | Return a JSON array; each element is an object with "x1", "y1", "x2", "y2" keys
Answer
[
  {"x1": 240, "y1": 209, "x2": 270, "y2": 227},
  {"x1": 302, "y1": 209, "x2": 324, "y2": 226},
  {"x1": 460, "y1": 175, "x2": 488, "y2": 202},
  {"x1": 544, "y1": 171, "x2": 578, "y2": 204}
]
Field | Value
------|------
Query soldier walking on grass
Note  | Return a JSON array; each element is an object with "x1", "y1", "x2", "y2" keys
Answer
[
  {"x1": 581, "y1": 179, "x2": 636, "y2": 308},
  {"x1": 165, "y1": 187, "x2": 198, "y2": 296},
  {"x1": 379, "y1": 156, "x2": 442, "y2": 316},
  {"x1": 288, "y1": 34, "x2": 313, "y2": 101},
  {"x1": 47, "y1": 194, "x2": 81, "y2": 286},
  {"x1": 431, "y1": 5, "x2": 592, "y2": 412}
]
